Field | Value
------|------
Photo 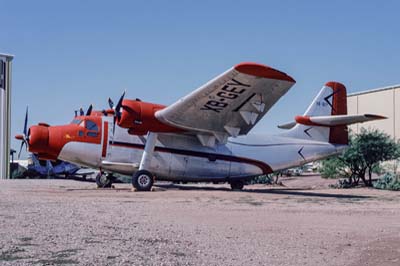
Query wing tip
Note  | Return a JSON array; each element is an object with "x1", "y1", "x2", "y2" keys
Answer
[
  {"x1": 234, "y1": 62, "x2": 296, "y2": 83},
  {"x1": 364, "y1": 114, "x2": 387, "y2": 120}
]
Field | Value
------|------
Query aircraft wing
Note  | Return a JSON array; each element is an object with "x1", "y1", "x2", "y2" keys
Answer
[{"x1": 156, "y1": 62, "x2": 296, "y2": 146}]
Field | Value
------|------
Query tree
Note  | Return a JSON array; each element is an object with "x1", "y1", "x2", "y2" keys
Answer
[
  {"x1": 320, "y1": 129, "x2": 400, "y2": 187},
  {"x1": 356, "y1": 129, "x2": 400, "y2": 186}
]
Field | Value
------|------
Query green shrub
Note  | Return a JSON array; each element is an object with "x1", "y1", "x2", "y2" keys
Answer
[
  {"x1": 247, "y1": 175, "x2": 274, "y2": 185},
  {"x1": 329, "y1": 179, "x2": 354, "y2": 189},
  {"x1": 373, "y1": 173, "x2": 400, "y2": 191},
  {"x1": 319, "y1": 157, "x2": 346, "y2": 179}
]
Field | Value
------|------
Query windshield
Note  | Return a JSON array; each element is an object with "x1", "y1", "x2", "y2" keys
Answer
[{"x1": 71, "y1": 119, "x2": 81, "y2": 125}]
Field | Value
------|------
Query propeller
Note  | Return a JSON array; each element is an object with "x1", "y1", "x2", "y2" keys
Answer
[
  {"x1": 75, "y1": 104, "x2": 93, "y2": 117},
  {"x1": 108, "y1": 98, "x2": 114, "y2": 109},
  {"x1": 109, "y1": 91, "x2": 126, "y2": 136},
  {"x1": 16, "y1": 106, "x2": 30, "y2": 159},
  {"x1": 86, "y1": 104, "x2": 93, "y2": 116}
]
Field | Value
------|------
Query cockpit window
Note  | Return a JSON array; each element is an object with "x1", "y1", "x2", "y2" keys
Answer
[
  {"x1": 85, "y1": 120, "x2": 98, "y2": 131},
  {"x1": 71, "y1": 119, "x2": 81, "y2": 125}
]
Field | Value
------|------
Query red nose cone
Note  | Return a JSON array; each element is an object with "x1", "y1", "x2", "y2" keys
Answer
[{"x1": 28, "y1": 125, "x2": 49, "y2": 153}]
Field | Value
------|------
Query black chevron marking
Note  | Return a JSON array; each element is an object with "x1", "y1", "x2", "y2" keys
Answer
[
  {"x1": 324, "y1": 90, "x2": 337, "y2": 112},
  {"x1": 304, "y1": 127, "x2": 312, "y2": 138},
  {"x1": 298, "y1": 146, "x2": 306, "y2": 161}
]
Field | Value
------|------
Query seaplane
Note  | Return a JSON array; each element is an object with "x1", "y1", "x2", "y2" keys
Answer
[{"x1": 15, "y1": 62, "x2": 385, "y2": 191}]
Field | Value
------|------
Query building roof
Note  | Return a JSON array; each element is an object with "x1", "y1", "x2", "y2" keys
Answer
[
  {"x1": 0, "y1": 53, "x2": 14, "y2": 60},
  {"x1": 348, "y1": 84, "x2": 400, "y2": 97}
]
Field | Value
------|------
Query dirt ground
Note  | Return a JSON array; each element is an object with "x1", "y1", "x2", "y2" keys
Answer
[{"x1": 0, "y1": 174, "x2": 399, "y2": 266}]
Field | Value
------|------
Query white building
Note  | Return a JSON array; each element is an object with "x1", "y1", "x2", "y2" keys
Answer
[
  {"x1": 348, "y1": 84, "x2": 400, "y2": 139},
  {"x1": 0, "y1": 53, "x2": 13, "y2": 179}
]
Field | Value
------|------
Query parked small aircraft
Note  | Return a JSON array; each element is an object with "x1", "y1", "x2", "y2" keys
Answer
[
  {"x1": 13, "y1": 153, "x2": 94, "y2": 179},
  {"x1": 16, "y1": 62, "x2": 385, "y2": 190}
]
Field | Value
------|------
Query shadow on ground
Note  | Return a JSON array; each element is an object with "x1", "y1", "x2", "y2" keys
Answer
[{"x1": 156, "y1": 183, "x2": 372, "y2": 199}]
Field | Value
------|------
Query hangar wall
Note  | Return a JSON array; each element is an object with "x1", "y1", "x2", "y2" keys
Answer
[
  {"x1": 347, "y1": 84, "x2": 400, "y2": 139},
  {"x1": 0, "y1": 53, "x2": 13, "y2": 179}
]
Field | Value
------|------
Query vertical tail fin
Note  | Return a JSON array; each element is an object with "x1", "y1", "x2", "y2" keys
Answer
[{"x1": 282, "y1": 82, "x2": 349, "y2": 144}]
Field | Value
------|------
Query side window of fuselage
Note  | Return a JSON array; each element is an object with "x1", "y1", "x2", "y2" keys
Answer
[
  {"x1": 85, "y1": 120, "x2": 98, "y2": 131},
  {"x1": 87, "y1": 131, "x2": 98, "y2": 137},
  {"x1": 85, "y1": 120, "x2": 99, "y2": 137}
]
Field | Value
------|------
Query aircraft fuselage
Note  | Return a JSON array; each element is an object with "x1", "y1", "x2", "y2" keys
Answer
[{"x1": 57, "y1": 116, "x2": 344, "y2": 182}]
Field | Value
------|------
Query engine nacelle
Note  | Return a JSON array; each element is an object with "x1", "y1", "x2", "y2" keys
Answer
[{"x1": 118, "y1": 99, "x2": 182, "y2": 135}]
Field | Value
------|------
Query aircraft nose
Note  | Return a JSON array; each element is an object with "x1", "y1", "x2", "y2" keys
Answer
[{"x1": 28, "y1": 125, "x2": 49, "y2": 153}]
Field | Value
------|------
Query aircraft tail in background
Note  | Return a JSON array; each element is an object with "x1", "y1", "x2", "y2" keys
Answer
[{"x1": 278, "y1": 82, "x2": 386, "y2": 145}]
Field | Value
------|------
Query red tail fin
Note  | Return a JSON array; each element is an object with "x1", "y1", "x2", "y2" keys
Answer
[{"x1": 326, "y1": 82, "x2": 348, "y2": 144}]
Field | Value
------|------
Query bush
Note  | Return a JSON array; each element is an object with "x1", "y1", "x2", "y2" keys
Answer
[
  {"x1": 373, "y1": 173, "x2": 400, "y2": 191},
  {"x1": 319, "y1": 129, "x2": 400, "y2": 187},
  {"x1": 247, "y1": 175, "x2": 274, "y2": 185},
  {"x1": 329, "y1": 179, "x2": 354, "y2": 189},
  {"x1": 320, "y1": 157, "x2": 347, "y2": 179}
]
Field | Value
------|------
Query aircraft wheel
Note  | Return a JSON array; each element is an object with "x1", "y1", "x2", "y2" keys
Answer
[
  {"x1": 96, "y1": 172, "x2": 113, "y2": 188},
  {"x1": 230, "y1": 180, "x2": 244, "y2": 190},
  {"x1": 132, "y1": 170, "x2": 154, "y2": 191}
]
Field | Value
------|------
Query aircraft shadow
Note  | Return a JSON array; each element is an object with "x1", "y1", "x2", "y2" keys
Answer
[{"x1": 156, "y1": 184, "x2": 371, "y2": 199}]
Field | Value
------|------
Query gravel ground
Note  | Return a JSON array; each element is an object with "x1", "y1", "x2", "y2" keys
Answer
[{"x1": 0, "y1": 176, "x2": 399, "y2": 266}]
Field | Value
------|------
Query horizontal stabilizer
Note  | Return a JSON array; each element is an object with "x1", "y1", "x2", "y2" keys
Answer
[
  {"x1": 295, "y1": 114, "x2": 386, "y2": 127},
  {"x1": 277, "y1": 121, "x2": 296, "y2": 129}
]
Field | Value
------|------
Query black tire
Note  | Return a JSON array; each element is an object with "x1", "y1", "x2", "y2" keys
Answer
[
  {"x1": 230, "y1": 180, "x2": 244, "y2": 190},
  {"x1": 96, "y1": 172, "x2": 112, "y2": 188},
  {"x1": 132, "y1": 170, "x2": 154, "y2": 191}
]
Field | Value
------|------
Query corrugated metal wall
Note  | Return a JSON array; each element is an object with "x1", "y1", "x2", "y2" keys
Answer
[{"x1": 348, "y1": 85, "x2": 400, "y2": 139}]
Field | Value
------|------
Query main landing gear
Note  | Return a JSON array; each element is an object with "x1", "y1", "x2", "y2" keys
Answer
[
  {"x1": 96, "y1": 172, "x2": 114, "y2": 188},
  {"x1": 132, "y1": 132, "x2": 157, "y2": 191},
  {"x1": 132, "y1": 170, "x2": 154, "y2": 191},
  {"x1": 229, "y1": 180, "x2": 244, "y2": 190}
]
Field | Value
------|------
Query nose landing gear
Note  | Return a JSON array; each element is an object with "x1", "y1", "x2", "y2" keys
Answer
[
  {"x1": 96, "y1": 172, "x2": 114, "y2": 188},
  {"x1": 229, "y1": 180, "x2": 244, "y2": 190}
]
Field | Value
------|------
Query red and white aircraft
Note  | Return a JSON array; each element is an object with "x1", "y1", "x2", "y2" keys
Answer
[{"x1": 16, "y1": 63, "x2": 385, "y2": 190}]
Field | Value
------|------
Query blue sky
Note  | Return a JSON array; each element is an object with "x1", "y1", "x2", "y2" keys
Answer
[{"x1": 2, "y1": 0, "x2": 400, "y2": 158}]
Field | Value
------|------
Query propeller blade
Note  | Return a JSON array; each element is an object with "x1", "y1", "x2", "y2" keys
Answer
[
  {"x1": 79, "y1": 107, "x2": 84, "y2": 116},
  {"x1": 108, "y1": 98, "x2": 114, "y2": 109},
  {"x1": 113, "y1": 116, "x2": 117, "y2": 136},
  {"x1": 26, "y1": 128, "x2": 30, "y2": 144},
  {"x1": 18, "y1": 141, "x2": 25, "y2": 159},
  {"x1": 86, "y1": 104, "x2": 93, "y2": 116},
  {"x1": 23, "y1": 106, "x2": 28, "y2": 137},
  {"x1": 108, "y1": 90, "x2": 126, "y2": 141},
  {"x1": 115, "y1": 91, "x2": 126, "y2": 119}
]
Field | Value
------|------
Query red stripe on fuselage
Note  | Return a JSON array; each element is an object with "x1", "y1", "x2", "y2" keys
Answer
[
  {"x1": 102, "y1": 122, "x2": 108, "y2": 157},
  {"x1": 110, "y1": 141, "x2": 273, "y2": 175}
]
